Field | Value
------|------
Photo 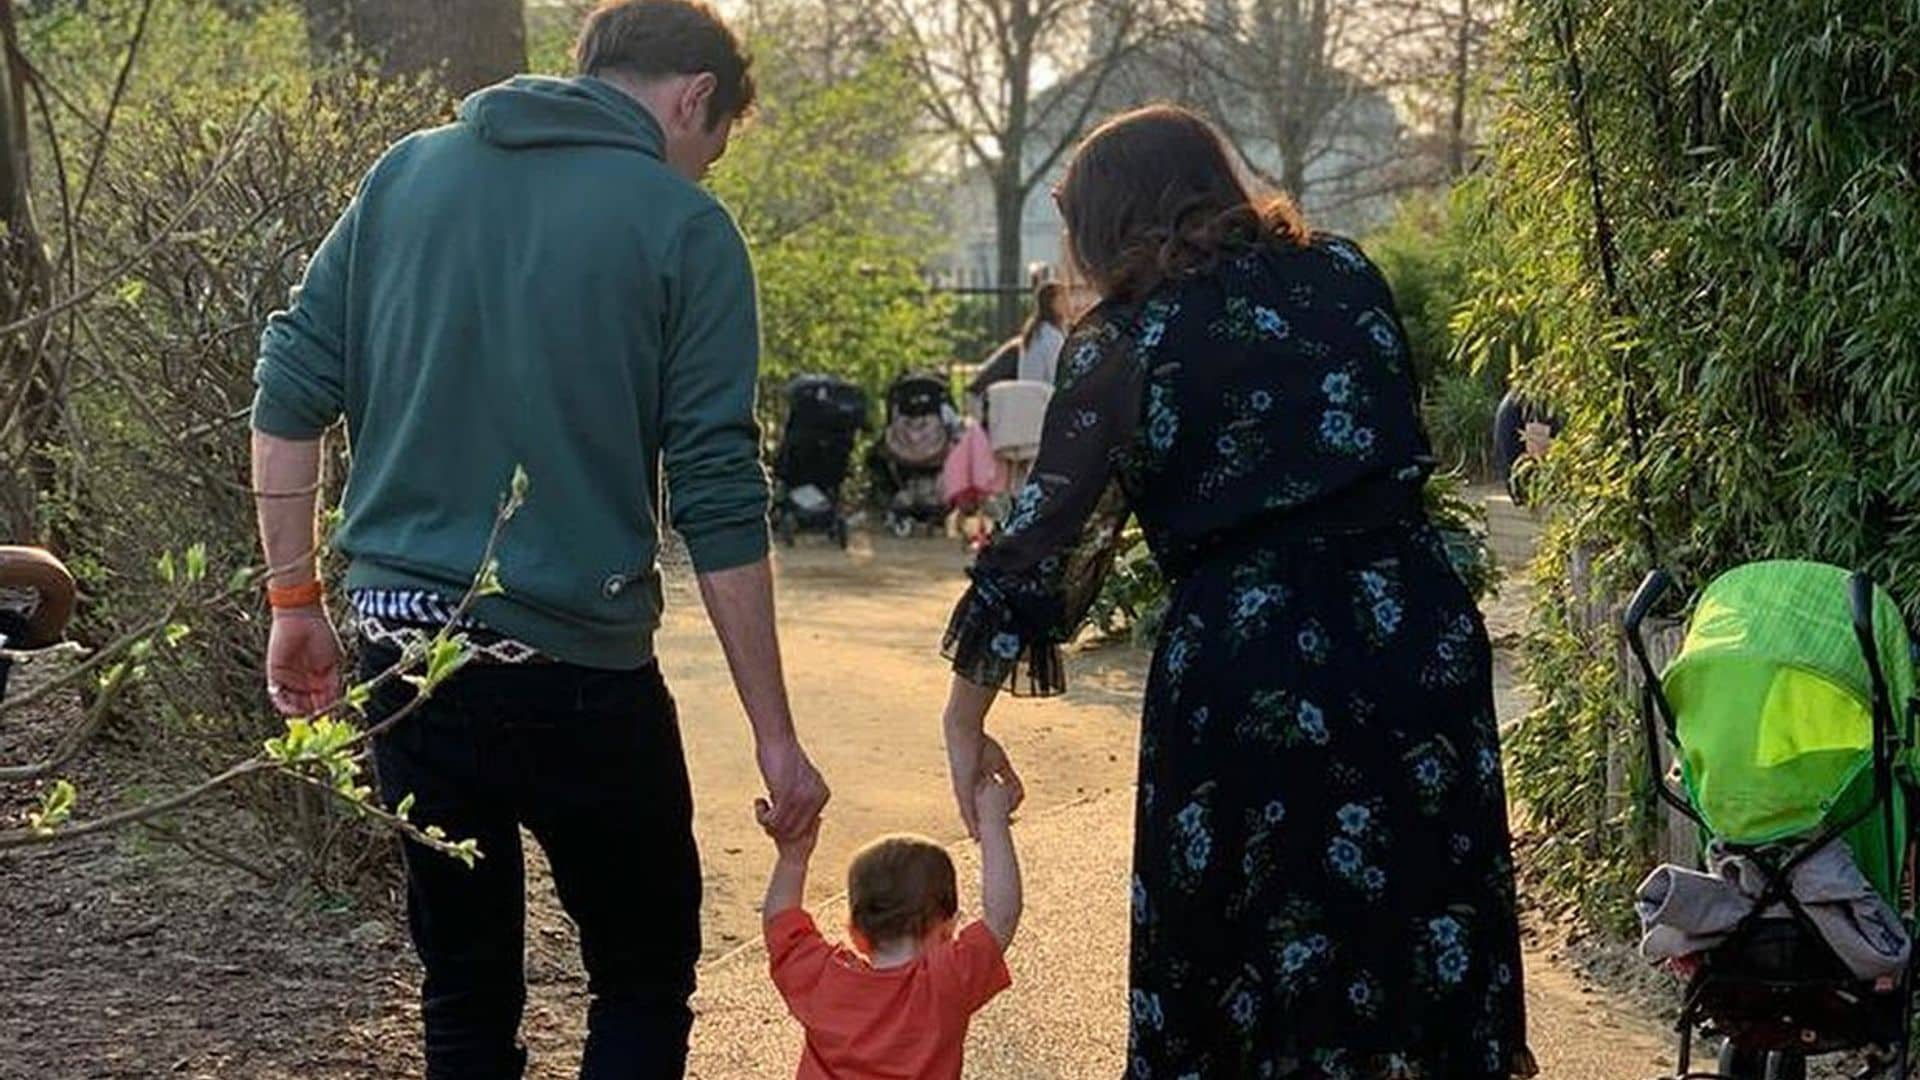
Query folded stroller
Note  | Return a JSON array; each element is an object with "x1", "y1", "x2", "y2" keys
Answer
[
  {"x1": 771, "y1": 375, "x2": 866, "y2": 549},
  {"x1": 1626, "y1": 560, "x2": 1920, "y2": 1079},
  {"x1": 867, "y1": 371, "x2": 955, "y2": 538}
]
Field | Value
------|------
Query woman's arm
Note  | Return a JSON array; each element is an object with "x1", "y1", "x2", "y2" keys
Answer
[
  {"x1": 942, "y1": 674, "x2": 1025, "y2": 838},
  {"x1": 938, "y1": 309, "x2": 1137, "y2": 830}
]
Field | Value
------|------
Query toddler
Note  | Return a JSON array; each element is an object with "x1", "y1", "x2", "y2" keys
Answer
[{"x1": 757, "y1": 774, "x2": 1022, "y2": 1079}]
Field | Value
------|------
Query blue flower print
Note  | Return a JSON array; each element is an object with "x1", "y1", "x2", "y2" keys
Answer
[
  {"x1": 1002, "y1": 481, "x2": 1044, "y2": 535},
  {"x1": 1337, "y1": 803, "x2": 1372, "y2": 836},
  {"x1": 1362, "y1": 866, "x2": 1388, "y2": 893},
  {"x1": 1190, "y1": 706, "x2": 1210, "y2": 736},
  {"x1": 1230, "y1": 989, "x2": 1259, "y2": 1029},
  {"x1": 1429, "y1": 915, "x2": 1464, "y2": 948},
  {"x1": 1217, "y1": 433, "x2": 1239, "y2": 457},
  {"x1": 1320, "y1": 409, "x2": 1354, "y2": 443},
  {"x1": 1252, "y1": 305, "x2": 1290, "y2": 339},
  {"x1": 1297, "y1": 620, "x2": 1331, "y2": 664},
  {"x1": 1263, "y1": 799, "x2": 1286, "y2": 825},
  {"x1": 1296, "y1": 699, "x2": 1329, "y2": 745},
  {"x1": 1250, "y1": 390, "x2": 1274, "y2": 412},
  {"x1": 1131, "y1": 988, "x2": 1165, "y2": 1030},
  {"x1": 1131, "y1": 874, "x2": 1148, "y2": 925},
  {"x1": 1438, "y1": 947, "x2": 1470, "y2": 985},
  {"x1": 1371, "y1": 597, "x2": 1404, "y2": 637},
  {"x1": 990, "y1": 632, "x2": 1022, "y2": 660},
  {"x1": 1146, "y1": 383, "x2": 1178, "y2": 454},
  {"x1": 1321, "y1": 371, "x2": 1353, "y2": 404},
  {"x1": 1328, "y1": 837, "x2": 1363, "y2": 874},
  {"x1": 1324, "y1": 237, "x2": 1369, "y2": 273}
]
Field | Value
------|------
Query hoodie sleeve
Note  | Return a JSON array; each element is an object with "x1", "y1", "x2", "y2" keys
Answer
[
  {"x1": 661, "y1": 206, "x2": 770, "y2": 574},
  {"x1": 252, "y1": 197, "x2": 357, "y2": 440}
]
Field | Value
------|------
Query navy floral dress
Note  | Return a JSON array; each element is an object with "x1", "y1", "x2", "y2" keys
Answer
[{"x1": 944, "y1": 236, "x2": 1535, "y2": 1078}]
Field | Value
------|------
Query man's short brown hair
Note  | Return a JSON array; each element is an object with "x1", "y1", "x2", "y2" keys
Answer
[
  {"x1": 847, "y1": 835, "x2": 958, "y2": 946},
  {"x1": 574, "y1": 0, "x2": 756, "y2": 129}
]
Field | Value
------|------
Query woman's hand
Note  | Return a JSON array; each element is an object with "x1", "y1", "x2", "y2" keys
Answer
[{"x1": 948, "y1": 731, "x2": 1024, "y2": 839}]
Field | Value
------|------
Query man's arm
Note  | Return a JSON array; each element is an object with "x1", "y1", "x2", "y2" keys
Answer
[
  {"x1": 663, "y1": 207, "x2": 827, "y2": 839},
  {"x1": 700, "y1": 561, "x2": 827, "y2": 839},
  {"x1": 251, "y1": 197, "x2": 357, "y2": 717}
]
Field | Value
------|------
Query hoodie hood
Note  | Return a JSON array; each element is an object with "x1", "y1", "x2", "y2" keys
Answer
[{"x1": 458, "y1": 75, "x2": 666, "y2": 158}]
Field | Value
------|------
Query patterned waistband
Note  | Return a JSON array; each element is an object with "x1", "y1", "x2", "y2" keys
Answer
[{"x1": 350, "y1": 589, "x2": 548, "y2": 665}]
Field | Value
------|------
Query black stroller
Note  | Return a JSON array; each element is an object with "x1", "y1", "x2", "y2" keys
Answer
[
  {"x1": 866, "y1": 371, "x2": 955, "y2": 538},
  {"x1": 771, "y1": 374, "x2": 867, "y2": 549}
]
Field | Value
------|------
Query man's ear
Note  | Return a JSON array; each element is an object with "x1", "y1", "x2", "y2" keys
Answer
[{"x1": 679, "y1": 71, "x2": 718, "y2": 130}]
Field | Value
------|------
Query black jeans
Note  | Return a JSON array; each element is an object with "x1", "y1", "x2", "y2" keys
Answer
[{"x1": 365, "y1": 645, "x2": 702, "y2": 1080}]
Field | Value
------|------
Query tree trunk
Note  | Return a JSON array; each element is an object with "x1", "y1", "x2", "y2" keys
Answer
[
  {"x1": 992, "y1": 171, "x2": 1027, "y2": 339},
  {"x1": 0, "y1": 0, "x2": 55, "y2": 541},
  {"x1": 304, "y1": 0, "x2": 527, "y2": 97},
  {"x1": 1447, "y1": 0, "x2": 1472, "y2": 177}
]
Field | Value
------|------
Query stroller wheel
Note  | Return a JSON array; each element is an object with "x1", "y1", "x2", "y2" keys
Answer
[
  {"x1": 1716, "y1": 1044, "x2": 1805, "y2": 1080},
  {"x1": 831, "y1": 518, "x2": 849, "y2": 550},
  {"x1": 777, "y1": 514, "x2": 797, "y2": 547},
  {"x1": 887, "y1": 514, "x2": 913, "y2": 540}
]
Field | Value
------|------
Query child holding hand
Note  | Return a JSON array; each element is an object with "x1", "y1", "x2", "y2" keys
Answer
[{"x1": 756, "y1": 773, "x2": 1022, "y2": 1079}]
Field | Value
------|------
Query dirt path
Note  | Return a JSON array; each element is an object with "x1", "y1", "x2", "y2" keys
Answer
[{"x1": 4, "y1": 524, "x2": 1685, "y2": 1077}]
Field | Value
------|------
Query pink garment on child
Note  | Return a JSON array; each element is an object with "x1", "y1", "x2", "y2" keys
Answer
[{"x1": 940, "y1": 421, "x2": 1004, "y2": 509}]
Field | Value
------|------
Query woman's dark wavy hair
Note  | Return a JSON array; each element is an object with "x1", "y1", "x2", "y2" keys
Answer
[{"x1": 1056, "y1": 105, "x2": 1309, "y2": 304}]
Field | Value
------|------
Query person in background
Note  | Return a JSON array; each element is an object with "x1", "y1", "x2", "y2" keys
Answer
[
  {"x1": 248, "y1": 2, "x2": 829, "y2": 1075},
  {"x1": 1492, "y1": 388, "x2": 1560, "y2": 507},
  {"x1": 1016, "y1": 281, "x2": 1070, "y2": 386}
]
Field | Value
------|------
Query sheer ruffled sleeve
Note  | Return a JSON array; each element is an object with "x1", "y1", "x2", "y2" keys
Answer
[{"x1": 943, "y1": 307, "x2": 1142, "y2": 696}]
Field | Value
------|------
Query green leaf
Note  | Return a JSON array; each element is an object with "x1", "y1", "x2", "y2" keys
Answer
[
  {"x1": 27, "y1": 779, "x2": 77, "y2": 834},
  {"x1": 344, "y1": 682, "x2": 372, "y2": 712},
  {"x1": 508, "y1": 465, "x2": 531, "y2": 514},
  {"x1": 474, "y1": 559, "x2": 504, "y2": 598},
  {"x1": 156, "y1": 551, "x2": 176, "y2": 585},
  {"x1": 228, "y1": 566, "x2": 255, "y2": 595},
  {"x1": 395, "y1": 793, "x2": 416, "y2": 821},
  {"x1": 184, "y1": 544, "x2": 208, "y2": 584},
  {"x1": 164, "y1": 623, "x2": 192, "y2": 648}
]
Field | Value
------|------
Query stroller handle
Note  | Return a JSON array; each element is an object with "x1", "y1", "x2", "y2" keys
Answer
[
  {"x1": 1623, "y1": 568, "x2": 1674, "y2": 637},
  {"x1": 1849, "y1": 570, "x2": 1879, "y2": 643}
]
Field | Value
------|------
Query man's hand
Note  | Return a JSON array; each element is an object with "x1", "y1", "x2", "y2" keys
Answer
[
  {"x1": 266, "y1": 608, "x2": 343, "y2": 716},
  {"x1": 756, "y1": 795, "x2": 821, "y2": 863},
  {"x1": 756, "y1": 734, "x2": 829, "y2": 842}
]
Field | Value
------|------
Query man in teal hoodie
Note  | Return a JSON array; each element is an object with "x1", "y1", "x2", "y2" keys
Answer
[{"x1": 249, "y1": 3, "x2": 828, "y2": 1075}]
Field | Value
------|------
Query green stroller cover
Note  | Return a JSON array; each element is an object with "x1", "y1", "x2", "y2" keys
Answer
[{"x1": 1662, "y1": 561, "x2": 1916, "y2": 897}]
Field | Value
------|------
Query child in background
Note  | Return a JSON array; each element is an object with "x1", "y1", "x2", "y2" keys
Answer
[{"x1": 756, "y1": 773, "x2": 1022, "y2": 1080}]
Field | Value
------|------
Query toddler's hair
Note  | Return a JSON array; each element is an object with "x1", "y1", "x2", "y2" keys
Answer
[{"x1": 847, "y1": 834, "x2": 958, "y2": 945}]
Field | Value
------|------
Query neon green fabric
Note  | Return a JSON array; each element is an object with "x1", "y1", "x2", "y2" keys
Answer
[{"x1": 1662, "y1": 562, "x2": 1915, "y2": 888}]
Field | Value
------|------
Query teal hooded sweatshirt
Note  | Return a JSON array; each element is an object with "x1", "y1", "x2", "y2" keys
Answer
[{"x1": 252, "y1": 76, "x2": 769, "y2": 669}]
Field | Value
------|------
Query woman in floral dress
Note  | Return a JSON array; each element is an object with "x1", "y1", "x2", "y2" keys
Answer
[{"x1": 938, "y1": 106, "x2": 1536, "y2": 1078}]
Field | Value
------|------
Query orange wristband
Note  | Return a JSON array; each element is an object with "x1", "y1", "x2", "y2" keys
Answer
[{"x1": 267, "y1": 580, "x2": 325, "y2": 610}]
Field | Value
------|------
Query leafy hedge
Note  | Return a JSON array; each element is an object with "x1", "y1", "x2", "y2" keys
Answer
[{"x1": 1467, "y1": 0, "x2": 1920, "y2": 926}]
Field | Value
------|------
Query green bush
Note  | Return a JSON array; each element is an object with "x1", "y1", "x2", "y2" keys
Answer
[
  {"x1": 1465, "y1": 0, "x2": 1920, "y2": 926},
  {"x1": 1367, "y1": 183, "x2": 1518, "y2": 480},
  {"x1": 22, "y1": 0, "x2": 454, "y2": 890}
]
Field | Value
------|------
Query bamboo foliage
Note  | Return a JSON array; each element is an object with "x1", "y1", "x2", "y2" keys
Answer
[{"x1": 1469, "y1": 0, "x2": 1920, "y2": 923}]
